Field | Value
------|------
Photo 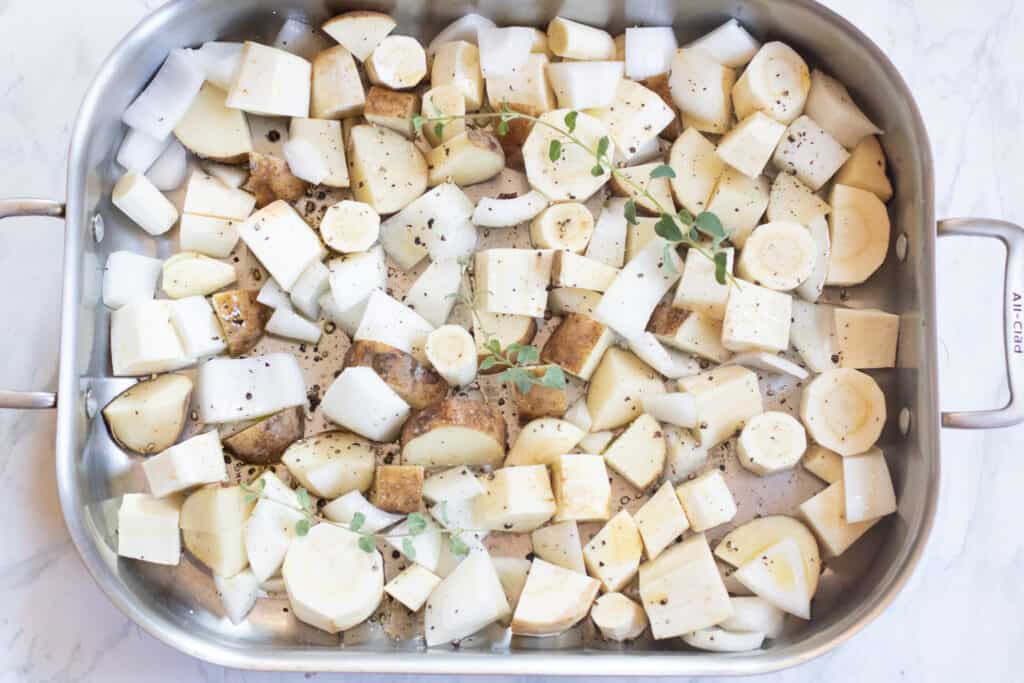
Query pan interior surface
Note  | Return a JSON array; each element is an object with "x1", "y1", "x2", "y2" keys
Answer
[{"x1": 55, "y1": 0, "x2": 938, "y2": 674}]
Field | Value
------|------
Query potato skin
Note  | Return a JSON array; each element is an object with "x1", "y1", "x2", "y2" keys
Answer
[
  {"x1": 372, "y1": 465, "x2": 425, "y2": 513},
  {"x1": 495, "y1": 104, "x2": 544, "y2": 171},
  {"x1": 646, "y1": 301, "x2": 690, "y2": 337},
  {"x1": 211, "y1": 289, "x2": 271, "y2": 356},
  {"x1": 244, "y1": 152, "x2": 308, "y2": 208},
  {"x1": 401, "y1": 397, "x2": 506, "y2": 451},
  {"x1": 541, "y1": 313, "x2": 607, "y2": 377},
  {"x1": 344, "y1": 340, "x2": 449, "y2": 410},
  {"x1": 510, "y1": 366, "x2": 568, "y2": 421},
  {"x1": 224, "y1": 406, "x2": 304, "y2": 464}
]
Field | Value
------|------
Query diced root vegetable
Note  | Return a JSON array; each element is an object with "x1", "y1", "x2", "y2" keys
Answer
[
  {"x1": 117, "y1": 129, "x2": 171, "y2": 174},
  {"x1": 112, "y1": 171, "x2": 179, "y2": 236},
  {"x1": 146, "y1": 140, "x2": 188, "y2": 190},
  {"x1": 197, "y1": 353, "x2": 307, "y2": 423},
  {"x1": 122, "y1": 49, "x2": 205, "y2": 140},
  {"x1": 102, "y1": 250, "x2": 162, "y2": 309}
]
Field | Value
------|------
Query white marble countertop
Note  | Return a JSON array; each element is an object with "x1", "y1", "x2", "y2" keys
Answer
[{"x1": 0, "y1": 0, "x2": 1021, "y2": 680}]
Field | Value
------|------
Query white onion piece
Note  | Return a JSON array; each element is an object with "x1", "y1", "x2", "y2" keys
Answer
[
  {"x1": 197, "y1": 353, "x2": 306, "y2": 423},
  {"x1": 146, "y1": 140, "x2": 188, "y2": 191},
  {"x1": 472, "y1": 190, "x2": 549, "y2": 228},
  {"x1": 272, "y1": 19, "x2": 330, "y2": 60},
  {"x1": 200, "y1": 161, "x2": 248, "y2": 189},
  {"x1": 116, "y1": 129, "x2": 171, "y2": 174},
  {"x1": 257, "y1": 277, "x2": 293, "y2": 311},
  {"x1": 122, "y1": 49, "x2": 205, "y2": 140},
  {"x1": 266, "y1": 307, "x2": 322, "y2": 343},
  {"x1": 624, "y1": 27, "x2": 678, "y2": 80},
  {"x1": 477, "y1": 27, "x2": 533, "y2": 77},
  {"x1": 626, "y1": 332, "x2": 700, "y2": 379},
  {"x1": 190, "y1": 42, "x2": 244, "y2": 90},
  {"x1": 282, "y1": 138, "x2": 328, "y2": 185},
  {"x1": 426, "y1": 13, "x2": 495, "y2": 55},
  {"x1": 214, "y1": 569, "x2": 261, "y2": 625}
]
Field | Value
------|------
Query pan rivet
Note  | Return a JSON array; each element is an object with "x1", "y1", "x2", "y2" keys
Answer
[
  {"x1": 84, "y1": 387, "x2": 97, "y2": 419},
  {"x1": 91, "y1": 214, "x2": 105, "y2": 243},
  {"x1": 895, "y1": 233, "x2": 908, "y2": 261},
  {"x1": 898, "y1": 407, "x2": 911, "y2": 436}
]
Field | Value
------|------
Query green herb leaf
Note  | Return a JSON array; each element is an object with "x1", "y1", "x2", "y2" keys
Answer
[
  {"x1": 294, "y1": 518, "x2": 311, "y2": 536},
  {"x1": 564, "y1": 110, "x2": 578, "y2": 133},
  {"x1": 596, "y1": 136, "x2": 610, "y2": 159},
  {"x1": 479, "y1": 355, "x2": 499, "y2": 370},
  {"x1": 497, "y1": 119, "x2": 510, "y2": 136},
  {"x1": 349, "y1": 511, "x2": 365, "y2": 533},
  {"x1": 485, "y1": 339, "x2": 502, "y2": 355},
  {"x1": 591, "y1": 163, "x2": 604, "y2": 177},
  {"x1": 677, "y1": 207, "x2": 694, "y2": 225},
  {"x1": 515, "y1": 344, "x2": 539, "y2": 365},
  {"x1": 434, "y1": 121, "x2": 445, "y2": 139},
  {"x1": 402, "y1": 537, "x2": 417, "y2": 560},
  {"x1": 623, "y1": 199, "x2": 638, "y2": 226},
  {"x1": 662, "y1": 243, "x2": 679, "y2": 275},
  {"x1": 694, "y1": 211, "x2": 727, "y2": 244},
  {"x1": 714, "y1": 251, "x2": 729, "y2": 285},
  {"x1": 357, "y1": 535, "x2": 375, "y2": 553},
  {"x1": 650, "y1": 164, "x2": 676, "y2": 179},
  {"x1": 549, "y1": 139, "x2": 562, "y2": 162},
  {"x1": 407, "y1": 512, "x2": 428, "y2": 536},
  {"x1": 501, "y1": 368, "x2": 535, "y2": 396},
  {"x1": 540, "y1": 365, "x2": 567, "y2": 390},
  {"x1": 448, "y1": 534, "x2": 470, "y2": 557},
  {"x1": 412, "y1": 115, "x2": 424, "y2": 134},
  {"x1": 295, "y1": 488, "x2": 313, "y2": 514},
  {"x1": 689, "y1": 226, "x2": 700, "y2": 242},
  {"x1": 655, "y1": 213, "x2": 684, "y2": 242}
]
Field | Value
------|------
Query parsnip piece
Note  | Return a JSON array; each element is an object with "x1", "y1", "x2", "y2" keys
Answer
[
  {"x1": 790, "y1": 300, "x2": 841, "y2": 373},
  {"x1": 602, "y1": 414, "x2": 666, "y2": 490},
  {"x1": 425, "y1": 549, "x2": 510, "y2": 646},
  {"x1": 594, "y1": 237, "x2": 682, "y2": 339},
  {"x1": 767, "y1": 172, "x2": 831, "y2": 225},
  {"x1": 732, "y1": 538, "x2": 811, "y2": 619},
  {"x1": 112, "y1": 171, "x2": 179, "y2": 236},
  {"x1": 647, "y1": 303, "x2": 732, "y2": 363},
  {"x1": 805, "y1": 69, "x2": 881, "y2": 149},
  {"x1": 834, "y1": 307, "x2": 899, "y2": 369},
  {"x1": 668, "y1": 128, "x2": 725, "y2": 216},
  {"x1": 772, "y1": 115, "x2": 850, "y2": 191},
  {"x1": 311, "y1": 45, "x2": 366, "y2": 119},
  {"x1": 736, "y1": 222, "x2": 817, "y2": 292},
  {"x1": 475, "y1": 465, "x2": 556, "y2": 532},
  {"x1": 238, "y1": 200, "x2": 325, "y2": 291},
  {"x1": 512, "y1": 558, "x2": 601, "y2": 636},
  {"x1": 425, "y1": 324, "x2": 477, "y2": 386},
  {"x1": 366, "y1": 35, "x2": 426, "y2": 90},
  {"x1": 800, "y1": 368, "x2": 886, "y2": 456},
  {"x1": 667, "y1": 49, "x2": 736, "y2": 134},
  {"x1": 583, "y1": 511, "x2": 643, "y2": 592},
  {"x1": 547, "y1": 17, "x2": 616, "y2": 60},
  {"x1": 474, "y1": 248, "x2": 553, "y2": 317},
  {"x1": 714, "y1": 515, "x2": 821, "y2": 597},
  {"x1": 589, "y1": 79, "x2": 675, "y2": 154},
  {"x1": 472, "y1": 190, "x2": 549, "y2": 228},
  {"x1": 834, "y1": 136, "x2": 893, "y2": 202},
  {"x1": 842, "y1": 448, "x2": 897, "y2": 522},
  {"x1": 676, "y1": 470, "x2": 737, "y2": 532},
  {"x1": 523, "y1": 109, "x2": 612, "y2": 202},
  {"x1": 716, "y1": 112, "x2": 787, "y2": 179},
  {"x1": 586, "y1": 347, "x2": 665, "y2": 431},
  {"x1": 737, "y1": 411, "x2": 808, "y2": 476},
  {"x1": 705, "y1": 169, "x2": 770, "y2": 247},
  {"x1": 322, "y1": 10, "x2": 396, "y2": 61},
  {"x1": 687, "y1": 19, "x2": 761, "y2": 68},
  {"x1": 634, "y1": 481, "x2": 690, "y2": 561},
  {"x1": 431, "y1": 41, "x2": 484, "y2": 111},
  {"x1": 543, "y1": 453, "x2": 610, "y2": 523},
  {"x1": 591, "y1": 592, "x2": 648, "y2": 641},
  {"x1": 531, "y1": 521, "x2": 586, "y2": 574},
  {"x1": 420, "y1": 84, "x2": 466, "y2": 144},
  {"x1": 722, "y1": 280, "x2": 793, "y2": 353},
  {"x1": 826, "y1": 184, "x2": 891, "y2": 286},
  {"x1": 673, "y1": 246, "x2": 734, "y2": 319},
  {"x1": 679, "y1": 365, "x2": 763, "y2": 448},
  {"x1": 732, "y1": 42, "x2": 810, "y2": 125}
]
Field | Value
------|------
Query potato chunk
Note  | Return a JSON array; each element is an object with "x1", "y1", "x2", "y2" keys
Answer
[{"x1": 372, "y1": 465, "x2": 425, "y2": 514}]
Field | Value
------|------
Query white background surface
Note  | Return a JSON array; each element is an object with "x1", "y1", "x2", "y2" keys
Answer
[{"x1": 0, "y1": 0, "x2": 1020, "y2": 680}]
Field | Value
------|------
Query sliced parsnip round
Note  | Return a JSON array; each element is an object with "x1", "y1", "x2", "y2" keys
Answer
[
  {"x1": 425, "y1": 324, "x2": 478, "y2": 386},
  {"x1": 320, "y1": 200, "x2": 380, "y2": 253},
  {"x1": 737, "y1": 411, "x2": 808, "y2": 476},
  {"x1": 523, "y1": 109, "x2": 613, "y2": 202},
  {"x1": 529, "y1": 202, "x2": 594, "y2": 252},
  {"x1": 590, "y1": 592, "x2": 648, "y2": 641},
  {"x1": 102, "y1": 374, "x2": 193, "y2": 454},
  {"x1": 683, "y1": 627, "x2": 765, "y2": 652},
  {"x1": 800, "y1": 368, "x2": 886, "y2": 456},
  {"x1": 720, "y1": 596, "x2": 786, "y2": 639},
  {"x1": 283, "y1": 524, "x2": 384, "y2": 633},
  {"x1": 714, "y1": 515, "x2": 821, "y2": 598},
  {"x1": 826, "y1": 183, "x2": 891, "y2": 286},
  {"x1": 365, "y1": 35, "x2": 426, "y2": 89},
  {"x1": 546, "y1": 17, "x2": 616, "y2": 61},
  {"x1": 732, "y1": 42, "x2": 810, "y2": 125},
  {"x1": 795, "y1": 214, "x2": 831, "y2": 302},
  {"x1": 736, "y1": 221, "x2": 816, "y2": 291}
]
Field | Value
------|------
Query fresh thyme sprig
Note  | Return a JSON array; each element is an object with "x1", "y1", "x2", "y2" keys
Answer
[
  {"x1": 413, "y1": 105, "x2": 734, "y2": 284},
  {"x1": 241, "y1": 480, "x2": 477, "y2": 559}
]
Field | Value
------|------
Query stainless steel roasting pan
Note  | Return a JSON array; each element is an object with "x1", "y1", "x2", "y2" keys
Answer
[{"x1": 2, "y1": 0, "x2": 1023, "y2": 675}]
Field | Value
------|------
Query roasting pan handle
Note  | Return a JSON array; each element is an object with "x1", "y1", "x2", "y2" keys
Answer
[
  {"x1": 0, "y1": 198, "x2": 65, "y2": 410},
  {"x1": 938, "y1": 218, "x2": 1024, "y2": 429}
]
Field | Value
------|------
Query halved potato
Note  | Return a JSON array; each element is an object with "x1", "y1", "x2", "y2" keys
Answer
[
  {"x1": 401, "y1": 397, "x2": 507, "y2": 467},
  {"x1": 511, "y1": 558, "x2": 600, "y2": 636},
  {"x1": 343, "y1": 339, "x2": 448, "y2": 410},
  {"x1": 102, "y1": 374, "x2": 193, "y2": 454},
  {"x1": 349, "y1": 124, "x2": 428, "y2": 214},
  {"x1": 174, "y1": 82, "x2": 253, "y2": 162},
  {"x1": 181, "y1": 484, "x2": 255, "y2": 577},
  {"x1": 540, "y1": 313, "x2": 614, "y2": 381},
  {"x1": 426, "y1": 130, "x2": 505, "y2": 187},
  {"x1": 510, "y1": 365, "x2": 568, "y2": 421},
  {"x1": 281, "y1": 430, "x2": 377, "y2": 499},
  {"x1": 504, "y1": 417, "x2": 585, "y2": 467},
  {"x1": 243, "y1": 152, "x2": 308, "y2": 208},
  {"x1": 223, "y1": 406, "x2": 304, "y2": 464},
  {"x1": 211, "y1": 289, "x2": 271, "y2": 356}
]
